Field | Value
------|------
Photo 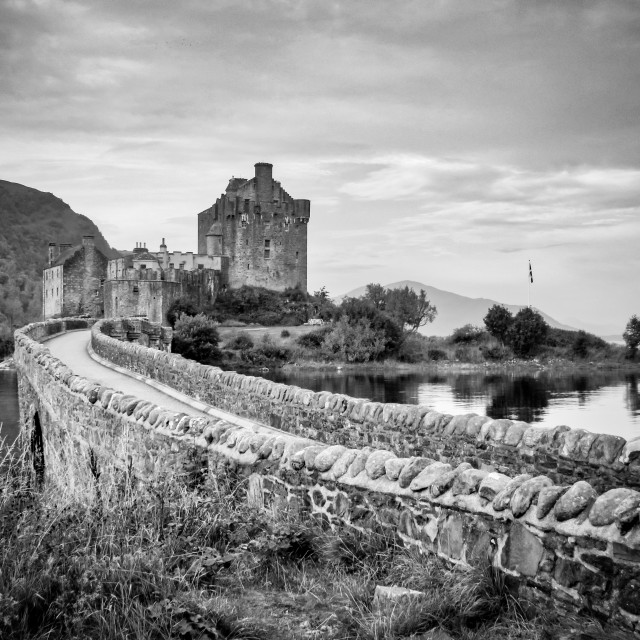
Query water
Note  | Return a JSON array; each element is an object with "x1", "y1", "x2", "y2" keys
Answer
[
  {"x1": 261, "y1": 369, "x2": 640, "y2": 441},
  {"x1": 0, "y1": 369, "x2": 20, "y2": 448},
  {"x1": 1, "y1": 366, "x2": 638, "y2": 443}
]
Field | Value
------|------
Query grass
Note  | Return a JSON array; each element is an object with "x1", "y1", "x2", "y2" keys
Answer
[
  {"x1": 218, "y1": 325, "x2": 321, "y2": 349},
  {"x1": 0, "y1": 437, "x2": 571, "y2": 639}
]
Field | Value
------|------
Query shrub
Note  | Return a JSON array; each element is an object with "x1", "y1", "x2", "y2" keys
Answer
[
  {"x1": 227, "y1": 333, "x2": 254, "y2": 350},
  {"x1": 172, "y1": 313, "x2": 221, "y2": 365},
  {"x1": 322, "y1": 317, "x2": 387, "y2": 363},
  {"x1": 451, "y1": 324, "x2": 486, "y2": 344},
  {"x1": 481, "y1": 344, "x2": 510, "y2": 361},
  {"x1": 296, "y1": 326, "x2": 333, "y2": 349},
  {"x1": 397, "y1": 332, "x2": 430, "y2": 363},
  {"x1": 280, "y1": 329, "x2": 291, "y2": 338},
  {"x1": 427, "y1": 348, "x2": 447, "y2": 361},
  {"x1": 166, "y1": 297, "x2": 200, "y2": 328}
]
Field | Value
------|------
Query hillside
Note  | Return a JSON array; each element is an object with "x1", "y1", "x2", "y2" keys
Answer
[
  {"x1": 337, "y1": 280, "x2": 577, "y2": 337},
  {"x1": 0, "y1": 179, "x2": 118, "y2": 335}
]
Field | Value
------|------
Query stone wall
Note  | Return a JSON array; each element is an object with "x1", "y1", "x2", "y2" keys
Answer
[
  {"x1": 197, "y1": 163, "x2": 309, "y2": 291},
  {"x1": 14, "y1": 319, "x2": 640, "y2": 634},
  {"x1": 91, "y1": 321, "x2": 640, "y2": 494}
]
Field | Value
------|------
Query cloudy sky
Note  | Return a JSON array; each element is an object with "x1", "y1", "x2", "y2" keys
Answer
[{"x1": 1, "y1": 0, "x2": 639, "y2": 334}]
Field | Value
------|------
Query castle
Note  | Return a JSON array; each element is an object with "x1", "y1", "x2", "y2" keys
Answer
[{"x1": 42, "y1": 163, "x2": 310, "y2": 323}]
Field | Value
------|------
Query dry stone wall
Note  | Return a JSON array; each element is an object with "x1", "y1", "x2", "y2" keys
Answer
[
  {"x1": 91, "y1": 320, "x2": 640, "y2": 493},
  {"x1": 14, "y1": 319, "x2": 640, "y2": 634}
]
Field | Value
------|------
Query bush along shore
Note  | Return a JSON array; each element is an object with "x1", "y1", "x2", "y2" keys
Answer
[
  {"x1": 0, "y1": 440, "x2": 589, "y2": 640},
  {"x1": 165, "y1": 285, "x2": 639, "y2": 372}
]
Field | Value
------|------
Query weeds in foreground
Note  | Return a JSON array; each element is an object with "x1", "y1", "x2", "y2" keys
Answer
[{"x1": 0, "y1": 441, "x2": 558, "y2": 639}]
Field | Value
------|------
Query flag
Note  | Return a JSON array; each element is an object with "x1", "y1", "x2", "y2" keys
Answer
[{"x1": 529, "y1": 261, "x2": 533, "y2": 283}]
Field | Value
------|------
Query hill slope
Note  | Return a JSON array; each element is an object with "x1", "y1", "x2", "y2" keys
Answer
[
  {"x1": 0, "y1": 179, "x2": 118, "y2": 334},
  {"x1": 337, "y1": 280, "x2": 577, "y2": 337}
]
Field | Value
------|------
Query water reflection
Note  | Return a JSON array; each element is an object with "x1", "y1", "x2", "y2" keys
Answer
[
  {"x1": 0, "y1": 370, "x2": 20, "y2": 449},
  {"x1": 262, "y1": 368, "x2": 640, "y2": 440},
  {"x1": 627, "y1": 374, "x2": 639, "y2": 413}
]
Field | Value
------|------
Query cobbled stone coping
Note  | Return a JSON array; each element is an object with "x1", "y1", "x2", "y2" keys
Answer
[
  {"x1": 92, "y1": 318, "x2": 640, "y2": 493},
  {"x1": 13, "y1": 318, "x2": 640, "y2": 632}
]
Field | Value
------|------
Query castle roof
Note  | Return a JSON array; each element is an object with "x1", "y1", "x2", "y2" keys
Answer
[
  {"x1": 132, "y1": 251, "x2": 159, "y2": 262},
  {"x1": 225, "y1": 177, "x2": 248, "y2": 192},
  {"x1": 51, "y1": 244, "x2": 82, "y2": 267}
]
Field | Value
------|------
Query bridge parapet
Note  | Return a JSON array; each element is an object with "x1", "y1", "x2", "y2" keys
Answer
[
  {"x1": 91, "y1": 319, "x2": 640, "y2": 493},
  {"x1": 12, "y1": 318, "x2": 640, "y2": 632}
]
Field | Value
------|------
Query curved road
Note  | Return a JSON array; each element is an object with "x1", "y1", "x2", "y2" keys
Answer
[{"x1": 44, "y1": 330, "x2": 277, "y2": 434}]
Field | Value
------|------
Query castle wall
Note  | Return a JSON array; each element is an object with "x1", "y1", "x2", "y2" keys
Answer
[
  {"x1": 43, "y1": 265, "x2": 63, "y2": 319},
  {"x1": 13, "y1": 319, "x2": 640, "y2": 634},
  {"x1": 104, "y1": 267, "x2": 223, "y2": 325},
  {"x1": 60, "y1": 241, "x2": 107, "y2": 317},
  {"x1": 104, "y1": 279, "x2": 178, "y2": 324},
  {"x1": 196, "y1": 164, "x2": 309, "y2": 292}
]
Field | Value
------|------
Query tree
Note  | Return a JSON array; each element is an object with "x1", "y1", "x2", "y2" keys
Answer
[
  {"x1": 507, "y1": 307, "x2": 548, "y2": 358},
  {"x1": 623, "y1": 315, "x2": 640, "y2": 358},
  {"x1": 172, "y1": 313, "x2": 221, "y2": 365},
  {"x1": 483, "y1": 305, "x2": 513, "y2": 345},
  {"x1": 384, "y1": 286, "x2": 437, "y2": 332},
  {"x1": 337, "y1": 297, "x2": 403, "y2": 355},
  {"x1": 364, "y1": 283, "x2": 387, "y2": 310},
  {"x1": 322, "y1": 317, "x2": 387, "y2": 362}
]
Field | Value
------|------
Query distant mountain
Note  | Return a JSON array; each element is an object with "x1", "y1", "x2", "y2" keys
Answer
[
  {"x1": 337, "y1": 280, "x2": 578, "y2": 337},
  {"x1": 0, "y1": 179, "x2": 118, "y2": 334}
]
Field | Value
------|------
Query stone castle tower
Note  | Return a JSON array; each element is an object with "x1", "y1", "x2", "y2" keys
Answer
[{"x1": 196, "y1": 163, "x2": 310, "y2": 291}]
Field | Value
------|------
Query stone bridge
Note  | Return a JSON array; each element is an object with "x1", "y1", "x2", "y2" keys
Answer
[{"x1": 13, "y1": 317, "x2": 640, "y2": 635}]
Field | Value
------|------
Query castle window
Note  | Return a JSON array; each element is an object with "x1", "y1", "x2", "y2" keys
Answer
[
  {"x1": 296, "y1": 251, "x2": 299, "y2": 261},
  {"x1": 179, "y1": 263, "x2": 185, "y2": 270},
  {"x1": 133, "y1": 284, "x2": 139, "y2": 293},
  {"x1": 169, "y1": 263, "x2": 174, "y2": 269},
  {"x1": 264, "y1": 239, "x2": 271, "y2": 259},
  {"x1": 198, "y1": 264, "x2": 204, "y2": 270},
  {"x1": 246, "y1": 239, "x2": 249, "y2": 246},
  {"x1": 247, "y1": 263, "x2": 250, "y2": 270},
  {"x1": 140, "y1": 264, "x2": 146, "y2": 270}
]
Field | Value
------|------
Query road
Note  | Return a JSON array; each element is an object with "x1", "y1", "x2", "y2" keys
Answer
[{"x1": 44, "y1": 330, "x2": 278, "y2": 433}]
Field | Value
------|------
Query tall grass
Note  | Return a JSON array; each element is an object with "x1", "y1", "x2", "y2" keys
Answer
[{"x1": 0, "y1": 437, "x2": 562, "y2": 639}]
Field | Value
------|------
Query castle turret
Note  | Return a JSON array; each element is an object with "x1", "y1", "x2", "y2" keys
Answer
[
  {"x1": 293, "y1": 199, "x2": 311, "y2": 221},
  {"x1": 255, "y1": 162, "x2": 273, "y2": 204},
  {"x1": 206, "y1": 222, "x2": 223, "y2": 256}
]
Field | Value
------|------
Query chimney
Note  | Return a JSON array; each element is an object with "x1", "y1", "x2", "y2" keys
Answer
[
  {"x1": 254, "y1": 162, "x2": 273, "y2": 204},
  {"x1": 133, "y1": 241, "x2": 145, "y2": 255},
  {"x1": 48, "y1": 242, "x2": 58, "y2": 267},
  {"x1": 60, "y1": 243, "x2": 73, "y2": 252},
  {"x1": 82, "y1": 235, "x2": 95, "y2": 247}
]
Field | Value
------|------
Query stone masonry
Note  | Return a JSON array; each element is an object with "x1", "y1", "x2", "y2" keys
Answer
[
  {"x1": 14, "y1": 318, "x2": 640, "y2": 636},
  {"x1": 197, "y1": 162, "x2": 310, "y2": 291}
]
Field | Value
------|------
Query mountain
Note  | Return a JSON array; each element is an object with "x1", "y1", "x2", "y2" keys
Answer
[
  {"x1": 336, "y1": 280, "x2": 578, "y2": 337},
  {"x1": 0, "y1": 179, "x2": 118, "y2": 334}
]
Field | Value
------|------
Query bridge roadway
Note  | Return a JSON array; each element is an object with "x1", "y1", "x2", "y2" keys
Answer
[{"x1": 44, "y1": 330, "x2": 280, "y2": 435}]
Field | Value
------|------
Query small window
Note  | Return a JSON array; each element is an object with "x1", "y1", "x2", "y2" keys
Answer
[
  {"x1": 140, "y1": 264, "x2": 146, "y2": 269},
  {"x1": 296, "y1": 251, "x2": 299, "y2": 260},
  {"x1": 198, "y1": 264, "x2": 204, "y2": 270},
  {"x1": 247, "y1": 263, "x2": 250, "y2": 269},
  {"x1": 264, "y1": 239, "x2": 271, "y2": 259},
  {"x1": 169, "y1": 263, "x2": 174, "y2": 269},
  {"x1": 179, "y1": 263, "x2": 185, "y2": 270},
  {"x1": 246, "y1": 239, "x2": 249, "y2": 246}
]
